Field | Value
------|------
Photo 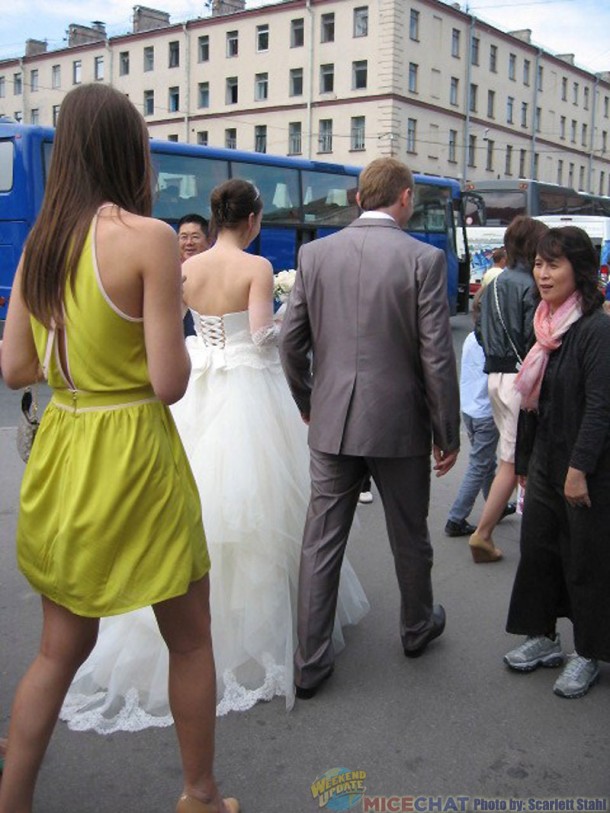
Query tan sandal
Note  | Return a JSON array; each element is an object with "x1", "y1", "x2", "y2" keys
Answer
[
  {"x1": 176, "y1": 794, "x2": 240, "y2": 813},
  {"x1": 469, "y1": 531, "x2": 503, "y2": 563}
]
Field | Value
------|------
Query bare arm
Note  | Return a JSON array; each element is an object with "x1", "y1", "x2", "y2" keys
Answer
[
  {"x1": 141, "y1": 220, "x2": 191, "y2": 404},
  {"x1": 247, "y1": 258, "x2": 275, "y2": 343},
  {"x1": 1, "y1": 259, "x2": 42, "y2": 389}
]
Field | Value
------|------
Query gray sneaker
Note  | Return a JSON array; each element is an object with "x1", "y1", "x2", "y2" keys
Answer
[
  {"x1": 504, "y1": 635, "x2": 564, "y2": 672},
  {"x1": 553, "y1": 654, "x2": 600, "y2": 699}
]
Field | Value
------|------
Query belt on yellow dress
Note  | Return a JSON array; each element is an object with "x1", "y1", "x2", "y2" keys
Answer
[{"x1": 51, "y1": 385, "x2": 159, "y2": 414}]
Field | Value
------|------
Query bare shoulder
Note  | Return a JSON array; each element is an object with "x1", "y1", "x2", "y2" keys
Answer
[{"x1": 244, "y1": 252, "x2": 273, "y2": 278}]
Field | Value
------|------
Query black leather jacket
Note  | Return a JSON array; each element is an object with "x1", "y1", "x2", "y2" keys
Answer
[{"x1": 476, "y1": 265, "x2": 537, "y2": 374}]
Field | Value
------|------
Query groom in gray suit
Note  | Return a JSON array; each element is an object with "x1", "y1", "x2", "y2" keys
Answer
[{"x1": 279, "y1": 157, "x2": 460, "y2": 698}]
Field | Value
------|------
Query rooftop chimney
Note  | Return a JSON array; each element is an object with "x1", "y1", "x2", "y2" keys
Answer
[
  {"x1": 508, "y1": 29, "x2": 532, "y2": 44},
  {"x1": 67, "y1": 22, "x2": 107, "y2": 47},
  {"x1": 133, "y1": 6, "x2": 171, "y2": 33},
  {"x1": 212, "y1": 0, "x2": 246, "y2": 16},
  {"x1": 25, "y1": 39, "x2": 48, "y2": 57},
  {"x1": 556, "y1": 54, "x2": 575, "y2": 65}
]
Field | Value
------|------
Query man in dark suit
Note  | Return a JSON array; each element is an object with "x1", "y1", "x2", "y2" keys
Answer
[{"x1": 279, "y1": 157, "x2": 460, "y2": 698}]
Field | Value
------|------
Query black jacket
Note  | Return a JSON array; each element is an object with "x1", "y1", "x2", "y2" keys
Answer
[{"x1": 476, "y1": 265, "x2": 537, "y2": 373}]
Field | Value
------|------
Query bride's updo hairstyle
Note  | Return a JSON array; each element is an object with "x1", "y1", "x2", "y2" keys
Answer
[{"x1": 210, "y1": 179, "x2": 263, "y2": 233}]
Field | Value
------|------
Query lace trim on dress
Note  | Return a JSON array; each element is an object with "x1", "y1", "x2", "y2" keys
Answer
[{"x1": 251, "y1": 323, "x2": 279, "y2": 347}]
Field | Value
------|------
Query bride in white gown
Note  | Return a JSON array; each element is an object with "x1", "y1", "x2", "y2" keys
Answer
[{"x1": 60, "y1": 179, "x2": 369, "y2": 732}]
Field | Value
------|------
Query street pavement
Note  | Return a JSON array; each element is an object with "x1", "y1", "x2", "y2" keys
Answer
[{"x1": 1, "y1": 314, "x2": 608, "y2": 812}]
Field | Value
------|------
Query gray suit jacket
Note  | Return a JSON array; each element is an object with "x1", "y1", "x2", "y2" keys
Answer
[{"x1": 279, "y1": 216, "x2": 460, "y2": 457}]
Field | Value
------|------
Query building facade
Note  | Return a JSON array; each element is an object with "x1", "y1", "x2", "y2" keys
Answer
[{"x1": 1, "y1": 0, "x2": 610, "y2": 193}]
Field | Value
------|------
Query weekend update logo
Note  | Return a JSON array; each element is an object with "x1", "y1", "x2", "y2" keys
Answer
[{"x1": 311, "y1": 767, "x2": 367, "y2": 811}]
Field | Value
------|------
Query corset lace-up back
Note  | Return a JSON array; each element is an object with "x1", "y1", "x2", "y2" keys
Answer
[{"x1": 196, "y1": 314, "x2": 226, "y2": 348}]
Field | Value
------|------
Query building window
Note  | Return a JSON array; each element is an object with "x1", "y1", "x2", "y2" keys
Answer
[
  {"x1": 257, "y1": 24, "x2": 269, "y2": 52},
  {"x1": 320, "y1": 64, "x2": 334, "y2": 94},
  {"x1": 508, "y1": 53, "x2": 516, "y2": 80},
  {"x1": 94, "y1": 56, "x2": 104, "y2": 81},
  {"x1": 254, "y1": 124, "x2": 267, "y2": 153},
  {"x1": 505, "y1": 144, "x2": 513, "y2": 175},
  {"x1": 599, "y1": 171, "x2": 605, "y2": 196},
  {"x1": 448, "y1": 129, "x2": 457, "y2": 163},
  {"x1": 557, "y1": 159, "x2": 563, "y2": 185},
  {"x1": 226, "y1": 77, "x2": 238, "y2": 104},
  {"x1": 197, "y1": 130, "x2": 208, "y2": 146},
  {"x1": 291, "y1": 18, "x2": 304, "y2": 47},
  {"x1": 410, "y1": 9, "x2": 420, "y2": 41},
  {"x1": 168, "y1": 86, "x2": 179, "y2": 112},
  {"x1": 573, "y1": 82, "x2": 579, "y2": 104},
  {"x1": 451, "y1": 29, "x2": 460, "y2": 58},
  {"x1": 198, "y1": 36, "x2": 209, "y2": 62},
  {"x1": 143, "y1": 90, "x2": 154, "y2": 116},
  {"x1": 487, "y1": 89, "x2": 495, "y2": 118},
  {"x1": 560, "y1": 115, "x2": 566, "y2": 140},
  {"x1": 144, "y1": 46, "x2": 154, "y2": 72},
  {"x1": 489, "y1": 45, "x2": 497, "y2": 73},
  {"x1": 520, "y1": 102, "x2": 528, "y2": 127},
  {"x1": 318, "y1": 119, "x2": 333, "y2": 152},
  {"x1": 225, "y1": 128, "x2": 237, "y2": 149},
  {"x1": 408, "y1": 63, "x2": 418, "y2": 93},
  {"x1": 468, "y1": 134, "x2": 476, "y2": 167},
  {"x1": 119, "y1": 51, "x2": 130, "y2": 76},
  {"x1": 603, "y1": 131, "x2": 608, "y2": 153},
  {"x1": 582, "y1": 123, "x2": 588, "y2": 147},
  {"x1": 471, "y1": 36, "x2": 479, "y2": 66},
  {"x1": 168, "y1": 134, "x2": 178, "y2": 142},
  {"x1": 469, "y1": 83, "x2": 477, "y2": 113},
  {"x1": 169, "y1": 41, "x2": 180, "y2": 68},
  {"x1": 507, "y1": 96, "x2": 514, "y2": 124},
  {"x1": 533, "y1": 153, "x2": 539, "y2": 179},
  {"x1": 568, "y1": 162, "x2": 574, "y2": 186},
  {"x1": 523, "y1": 59, "x2": 530, "y2": 86},
  {"x1": 226, "y1": 31, "x2": 238, "y2": 57},
  {"x1": 198, "y1": 82, "x2": 210, "y2": 108},
  {"x1": 570, "y1": 119, "x2": 577, "y2": 143},
  {"x1": 537, "y1": 65, "x2": 543, "y2": 91},
  {"x1": 407, "y1": 118, "x2": 417, "y2": 153},
  {"x1": 0, "y1": 77, "x2": 5, "y2": 98},
  {"x1": 535, "y1": 107, "x2": 541, "y2": 133},
  {"x1": 72, "y1": 61, "x2": 81, "y2": 85},
  {"x1": 14, "y1": 111, "x2": 22, "y2": 122},
  {"x1": 51, "y1": 64, "x2": 61, "y2": 89},
  {"x1": 351, "y1": 116, "x2": 365, "y2": 150},
  {"x1": 605, "y1": 96, "x2": 609, "y2": 118},
  {"x1": 354, "y1": 7, "x2": 369, "y2": 38},
  {"x1": 561, "y1": 77, "x2": 568, "y2": 101},
  {"x1": 29, "y1": 69, "x2": 38, "y2": 92},
  {"x1": 52, "y1": 104, "x2": 60, "y2": 125},
  {"x1": 255, "y1": 72, "x2": 268, "y2": 101},
  {"x1": 13, "y1": 73, "x2": 22, "y2": 95},
  {"x1": 579, "y1": 165, "x2": 585, "y2": 190},
  {"x1": 289, "y1": 68, "x2": 303, "y2": 96},
  {"x1": 584, "y1": 86, "x2": 590, "y2": 111},
  {"x1": 450, "y1": 77, "x2": 459, "y2": 106},
  {"x1": 30, "y1": 108, "x2": 39, "y2": 125},
  {"x1": 519, "y1": 149, "x2": 527, "y2": 178},
  {"x1": 486, "y1": 139, "x2": 494, "y2": 171},
  {"x1": 321, "y1": 13, "x2": 335, "y2": 43},
  {"x1": 352, "y1": 60, "x2": 367, "y2": 90},
  {"x1": 289, "y1": 121, "x2": 302, "y2": 154}
]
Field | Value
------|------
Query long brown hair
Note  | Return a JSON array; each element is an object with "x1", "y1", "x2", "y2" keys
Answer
[{"x1": 22, "y1": 83, "x2": 153, "y2": 327}]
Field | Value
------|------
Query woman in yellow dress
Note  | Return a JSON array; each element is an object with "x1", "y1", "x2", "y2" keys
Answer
[{"x1": 0, "y1": 84, "x2": 237, "y2": 813}]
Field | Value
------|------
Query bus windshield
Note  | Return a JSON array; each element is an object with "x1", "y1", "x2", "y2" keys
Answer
[{"x1": 463, "y1": 189, "x2": 526, "y2": 227}]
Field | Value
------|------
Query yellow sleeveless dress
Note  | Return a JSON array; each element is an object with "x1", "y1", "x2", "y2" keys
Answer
[{"x1": 17, "y1": 211, "x2": 210, "y2": 617}]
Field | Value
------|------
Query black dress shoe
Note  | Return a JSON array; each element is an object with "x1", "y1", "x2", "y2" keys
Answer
[
  {"x1": 404, "y1": 605, "x2": 446, "y2": 658},
  {"x1": 444, "y1": 518, "x2": 476, "y2": 537},
  {"x1": 500, "y1": 502, "x2": 517, "y2": 520},
  {"x1": 295, "y1": 668, "x2": 333, "y2": 700}
]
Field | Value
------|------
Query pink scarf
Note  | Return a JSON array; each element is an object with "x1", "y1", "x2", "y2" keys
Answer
[{"x1": 514, "y1": 291, "x2": 582, "y2": 411}]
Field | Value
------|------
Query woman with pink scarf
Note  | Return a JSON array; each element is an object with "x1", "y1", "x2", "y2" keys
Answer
[{"x1": 503, "y1": 227, "x2": 610, "y2": 699}]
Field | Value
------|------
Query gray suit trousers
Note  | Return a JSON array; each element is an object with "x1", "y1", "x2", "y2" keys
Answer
[{"x1": 295, "y1": 448, "x2": 434, "y2": 688}]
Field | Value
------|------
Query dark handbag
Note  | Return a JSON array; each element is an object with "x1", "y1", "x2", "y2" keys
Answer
[
  {"x1": 514, "y1": 409, "x2": 537, "y2": 476},
  {"x1": 16, "y1": 386, "x2": 40, "y2": 463}
]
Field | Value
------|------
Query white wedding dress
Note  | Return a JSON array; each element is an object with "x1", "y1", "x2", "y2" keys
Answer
[{"x1": 60, "y1": 309, "x2": 369, "y2": 732}]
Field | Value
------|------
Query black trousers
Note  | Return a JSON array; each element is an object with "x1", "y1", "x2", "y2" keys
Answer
[{"x1": 506, "y1": 444, "x2": 610, "y2": 661}]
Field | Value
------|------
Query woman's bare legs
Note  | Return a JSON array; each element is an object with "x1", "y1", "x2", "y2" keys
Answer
[
  {"x1": 154, "y1": 576, "x2": 229, "y2": 809},
  {"x1": 474, "y1": 459, "x2": 517, "y2": 542},
  {"x1": 0, "y1": 598, "x2": 99, "y2": 813}
]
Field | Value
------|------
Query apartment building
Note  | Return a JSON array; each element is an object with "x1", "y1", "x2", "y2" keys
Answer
[{"x1": 1, "y1": 0, "x2": 609, "y2": 193}]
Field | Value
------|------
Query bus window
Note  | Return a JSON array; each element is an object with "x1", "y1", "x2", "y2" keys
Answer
[
  {"x1": 409, "y1": 184, "x2": 451, "y2": 233},
  {"x1": 42, "y1": 141, "x2": 53, "y2": 184},
  {"x1": 470, "y1": 189, "x2": 526, "y2": 226},
  {"x1": 231, "y1": 161, "x2": 300, "y2": 223},
  {"x1": 152, "y1": 153, "x2": 229, "y2": 221},
  {"x1": 301, "y1": 170, "x2": 358, "y2": 226},
  {"x1": 0, "y1": 141, "x2": 14, "y2": 191}
]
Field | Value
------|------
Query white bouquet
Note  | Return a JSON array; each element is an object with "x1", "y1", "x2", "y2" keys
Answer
[{"x1": 273, "y1": 269, "x2": 296, "y2": 303}]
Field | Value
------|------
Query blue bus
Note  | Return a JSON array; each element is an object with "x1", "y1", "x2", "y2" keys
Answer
[{"x1": 0, "y1": 121, "x2": 470, "y2": 319}]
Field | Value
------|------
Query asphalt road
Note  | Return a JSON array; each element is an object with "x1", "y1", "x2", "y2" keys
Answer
[{"x1": 1, "y1": 314, "x2": 608, "y2": 812}]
